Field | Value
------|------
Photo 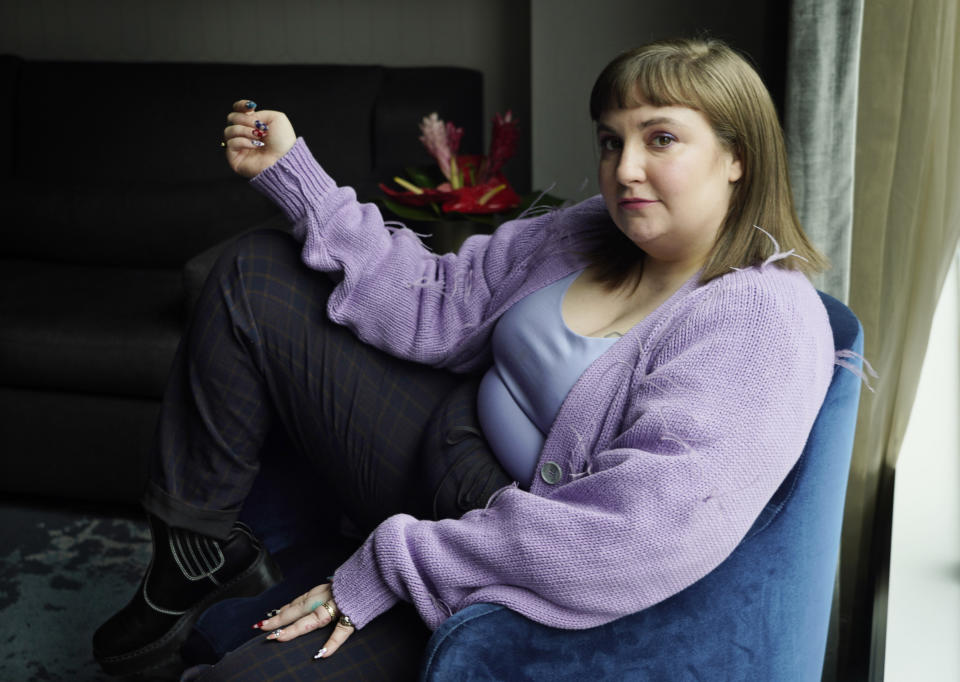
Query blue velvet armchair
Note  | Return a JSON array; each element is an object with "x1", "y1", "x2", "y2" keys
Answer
[{"x1": 187, "y1": 292, "x2": 863, "y2": 681}]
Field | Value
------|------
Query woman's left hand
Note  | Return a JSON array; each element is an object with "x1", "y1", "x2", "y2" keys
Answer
[{"x1": 253, "y1": 583, "x2": 355, "y2": 659}]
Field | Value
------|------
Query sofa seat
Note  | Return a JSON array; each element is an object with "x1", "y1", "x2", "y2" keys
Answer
[{"x1": 0, "y1": 259, "x2": 183, "y2": 399}]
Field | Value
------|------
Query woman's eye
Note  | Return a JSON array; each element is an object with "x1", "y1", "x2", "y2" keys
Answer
[
  {"x1": 598, "y1": 137, "x2": 621, "y2": 152},
  {"x1": 650, "y1": 134, "x2": 675, "y2": 147}
]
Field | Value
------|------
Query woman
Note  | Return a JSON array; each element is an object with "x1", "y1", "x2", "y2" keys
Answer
[{"x1": 94, "y1": 38, "x2": 835, "y2": 679}]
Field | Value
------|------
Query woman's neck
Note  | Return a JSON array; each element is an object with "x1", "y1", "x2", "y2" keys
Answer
[{"x1": 635, "y1": 256, "x2": 703, "y2": 296}]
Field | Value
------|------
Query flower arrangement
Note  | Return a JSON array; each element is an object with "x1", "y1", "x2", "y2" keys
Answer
[{"x1": 379, "y1": 111, "x2": 527, "y2": 220}]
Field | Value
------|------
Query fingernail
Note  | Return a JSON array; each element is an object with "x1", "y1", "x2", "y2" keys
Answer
[
  {"x1": 252, "y1": 621, "x2": 264, "y2": 629},
  {"x1": 245, "y1": 100, "x2": 257, "y2": 109},
  {"x1": 266, "y1": 609, "x2": 280, "y2": 618},
  {"x1": 252, "y1": 140, "x2": 265, "y2": 147},
  {"x1": 313, "y1": 648, "x2": 327, "y2": 659},
  {"x1": 255, "y1": 120, "x2": 268, "y2": 131},
  {"x1": 253, "y1": 129, "x2": 266, "y2": 138},
  {"x1": 269, "y1": 628, "x2": 283, "y2": 639}
]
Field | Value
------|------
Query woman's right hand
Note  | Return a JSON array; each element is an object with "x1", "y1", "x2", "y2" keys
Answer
[{"x1": 223, "y1": 99, "x2": 297, "y2": 178}]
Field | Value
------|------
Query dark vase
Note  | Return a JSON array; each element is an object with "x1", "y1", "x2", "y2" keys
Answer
[{"x1": 413, "y1": 219, "x2": 494, "y2": 254}]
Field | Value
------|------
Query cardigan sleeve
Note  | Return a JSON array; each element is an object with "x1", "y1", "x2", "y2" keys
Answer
[
  {"x1": 330, "y1": 269, "x2": 835, "y2": 631},
  {"x1": 249, "y1": 138, "x2": 568, "y2": 370}
]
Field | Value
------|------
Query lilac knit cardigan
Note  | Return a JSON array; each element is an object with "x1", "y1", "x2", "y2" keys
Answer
[{"x1": 251, "y1": 139, "x2": 835, "y2": 632}]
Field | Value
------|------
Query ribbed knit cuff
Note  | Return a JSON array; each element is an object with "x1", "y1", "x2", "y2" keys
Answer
[
  {"x1": 331, "y1": 535, "x2": 399, "y2": 630},
  {"x1": 249, "y1": 137, "x2": 337, "y2": 224}
]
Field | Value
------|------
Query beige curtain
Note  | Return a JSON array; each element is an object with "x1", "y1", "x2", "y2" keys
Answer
[{"x1": 839, "y1": 0, "x2": 960, "y2": 679}]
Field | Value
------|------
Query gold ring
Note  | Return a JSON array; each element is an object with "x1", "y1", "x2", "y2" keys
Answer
[
  {"x1": 338, "y1": 615, "x2": 354, "y2": 628},
  {"x1": 320, "y1": 601, "x2": 337, "y2": 620}
]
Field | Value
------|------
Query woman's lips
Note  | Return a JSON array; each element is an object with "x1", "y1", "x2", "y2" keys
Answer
[{"x1": 618, "y1": 198, "x2": 659, "y2": 209}]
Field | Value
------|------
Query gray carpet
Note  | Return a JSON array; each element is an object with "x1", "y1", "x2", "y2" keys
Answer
[{"x1": 0, "y1": 498, "x2": 150, "y2": 681}]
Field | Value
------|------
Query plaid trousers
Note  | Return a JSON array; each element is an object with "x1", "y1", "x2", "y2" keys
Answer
[
  {"x1": 141, "y1": 229, "x2": 510, "y2": 679},
  {"x1": 187, "y1": 603, "x2": 433, "y2": 681}
]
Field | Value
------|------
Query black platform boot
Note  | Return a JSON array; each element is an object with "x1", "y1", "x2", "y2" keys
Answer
[{"x1": 93, "y1": 516, "x2": 282, "y2": 678}]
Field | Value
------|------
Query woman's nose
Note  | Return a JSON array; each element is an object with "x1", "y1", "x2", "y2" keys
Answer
[{"x1": 615, "y1": 146, "x2": 646, "y2": 185}]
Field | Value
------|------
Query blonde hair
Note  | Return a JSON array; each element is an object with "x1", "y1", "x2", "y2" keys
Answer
[{"x1": 587, "y1": 37, "x2": 826, "y2": 286}]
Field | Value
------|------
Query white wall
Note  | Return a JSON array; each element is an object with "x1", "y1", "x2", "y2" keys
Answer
[
  {"x1": 530, "y1": 0, "x2": 773, "y2": 199},
  {"x1": 885, "y1": 251, "x2": 960, "y2": 679}
]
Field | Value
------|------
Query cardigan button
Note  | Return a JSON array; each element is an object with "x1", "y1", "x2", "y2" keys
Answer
[{"x1": 540, "y1": 461, "x2": 563, "y2": 485}]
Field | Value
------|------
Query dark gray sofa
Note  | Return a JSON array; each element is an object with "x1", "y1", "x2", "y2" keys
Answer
[{"x1": 0, "y1": 55, "x2": 482, "y2": 504}]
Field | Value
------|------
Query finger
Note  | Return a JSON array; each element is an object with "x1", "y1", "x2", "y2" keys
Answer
[
  {"x1": 269, "y1": 595, "x2": 341, "y2": 642},
  {"x1": 223, "y1": 123, "x2": 267, "y2": 144},
  {"x1": 232, "y1": 99, "x2": 258, "y2": 112},
  {"x1": 226, "y1": 111, "x2": 252, "y2": 126},
  {"x1": 222, "y1": 136, "x2": 265, "y2": 151},
  {"x1": 316, "y1": 619, "x2": 355, "y2": 659},
  {"x1": 261, "y1": 588, "x2": 329, "y2": 630},
  {"x1": 251, "y1": 601, "x2": 290, "y2": 632},
  {"x1": 270, "y1": 608, "x2": 329, "y2": 642},
  {"x1": 255, "y1": 585, "x2": 332, "y2": 635},
  {"x1": 226, "y1": 110, "x2": 271, "y2": 129}
]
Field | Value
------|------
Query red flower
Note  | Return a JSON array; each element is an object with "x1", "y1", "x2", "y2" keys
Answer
[
  {"x1": 380, "y1": 176, "x2": 520, "y2": 215},
  {"x1": 384, "y1": 113, "x2": 521, "y2": 216},
  {"x1": 378, "y1": 183, "x2": 450, "y2": 207},
  {"x1": 440, "y1": 177, "x2": 521, "y2": 214},
  {"x1": 480, "y1": 111, "x2": 519, "y2": 183}
]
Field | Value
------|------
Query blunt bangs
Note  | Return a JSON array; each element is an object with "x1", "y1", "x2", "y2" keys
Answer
[
  {"x1": 590, "y1": 49, "x2": 707, "y2": 120},
  {"x1": 590, "y1": 41, "x2": 745, "y2": 156}
]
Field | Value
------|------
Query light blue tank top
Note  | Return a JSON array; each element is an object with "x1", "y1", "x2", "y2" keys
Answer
[{"x1": 477, "y1": 270, "x2": 618, "y2": 486}]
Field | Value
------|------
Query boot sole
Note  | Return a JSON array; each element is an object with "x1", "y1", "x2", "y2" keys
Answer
[{"x1": 94, "y1": 545, "x2": 282, "y2": 677}]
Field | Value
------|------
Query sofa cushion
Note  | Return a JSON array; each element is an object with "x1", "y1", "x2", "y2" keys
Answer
[
  {"x1": 1, "y1": 179, "x2": 280, "y2": 268},
  {"x1": 0, "y1": 259, "x2": 182, "y2": 399}
]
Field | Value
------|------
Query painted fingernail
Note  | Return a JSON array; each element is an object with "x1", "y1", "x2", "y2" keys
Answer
[
  {"x1": 313, "y1": 648, "x2": 327, "y2": 659},
  {"x1": 255, "y1": 120, "x2": 268, "y2": 131},
  {"x1": 245, "y1": 100, "x2": 257, "y2": 109},
  {"x1": 252, "y1": 140, "x2": 265, "y2": 147},
  {"x1": 252, "y1": 620, "x2": 264, "y2": 629},
  {"x1": 266, "y1": 609, "x2": 280, "y2": 618},
  {"x1": 269, "y1": 628, "x2": 283, "y2": 639},
  {"x1": 253, "y1": 129, "x2": 265, "y2": 138}
]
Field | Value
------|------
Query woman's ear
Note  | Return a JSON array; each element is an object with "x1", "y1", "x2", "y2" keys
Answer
[{"x1": 728, "y1": 154, "x2": 743, "y2": 183}]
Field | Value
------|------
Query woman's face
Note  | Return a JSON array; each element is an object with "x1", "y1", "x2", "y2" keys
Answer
[{"x1": 596, "y1": 102, "x2": 742, "y2": 270}]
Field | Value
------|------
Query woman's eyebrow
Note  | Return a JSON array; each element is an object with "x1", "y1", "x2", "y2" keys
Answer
[
  {"x1": 596, "y1": 116, "x2": 684, "y2": 133},
  {"x1": 638, "y1": 116, "x2": 683, "y2": 128}
]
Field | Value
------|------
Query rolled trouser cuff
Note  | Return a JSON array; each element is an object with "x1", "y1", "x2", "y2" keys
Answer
[{"x1": 141, "y1": 481, "x2": 240, "y2": 540}]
